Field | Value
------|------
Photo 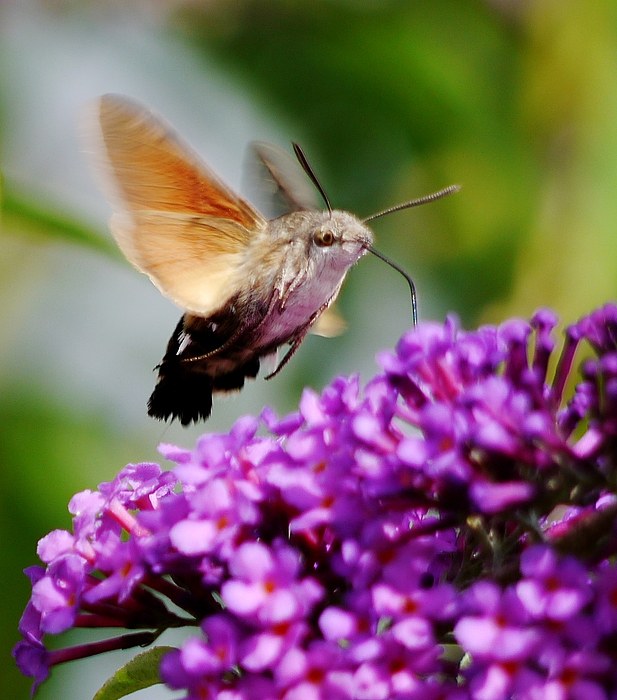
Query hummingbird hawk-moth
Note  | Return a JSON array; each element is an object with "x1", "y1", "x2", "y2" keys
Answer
[{"x1": 89, "y1": 95, "x2": 458, "y2": 425}]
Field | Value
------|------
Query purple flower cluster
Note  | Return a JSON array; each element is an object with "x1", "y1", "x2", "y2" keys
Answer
[{"x1": 14, "y1": 305, "x2": 617, "y2": 699}]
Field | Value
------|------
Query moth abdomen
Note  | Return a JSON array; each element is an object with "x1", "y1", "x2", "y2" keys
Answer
[{"x1": 148, "y1": 311, "x2": 266, "y2": 425}]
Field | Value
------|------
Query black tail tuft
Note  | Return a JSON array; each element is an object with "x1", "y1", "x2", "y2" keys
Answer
[{"x1": 148, "y1": 368, "x2": 213, "y2": 426}]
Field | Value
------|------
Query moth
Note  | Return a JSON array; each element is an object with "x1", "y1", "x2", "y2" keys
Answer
[{"x1": 90, "y1": 94, "x2": 458, "y2": 425}]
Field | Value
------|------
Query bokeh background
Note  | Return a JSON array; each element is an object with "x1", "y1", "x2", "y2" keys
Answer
[{"x1": 2, "y1": 1, "x2": 616, "y2": 697}]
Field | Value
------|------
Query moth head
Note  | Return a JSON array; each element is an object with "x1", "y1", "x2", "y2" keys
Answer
[
  {"x1": 308, "y1": 210, "x2": 373, "y2": 268},
  {"x1": 281, "y1": 143, "x2": 460, "y2": 326}
]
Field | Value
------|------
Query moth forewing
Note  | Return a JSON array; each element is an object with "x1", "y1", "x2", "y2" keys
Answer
[
  {"x1": 90, "y1": 95, "x2": 268, "y2": 318},
  {"x1": 95, "y1": 94, "x2": 263, "y2": 227}
]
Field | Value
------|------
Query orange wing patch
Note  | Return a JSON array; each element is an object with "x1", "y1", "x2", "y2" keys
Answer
[{"x1": 96, "y1": 94, "x2": 264, "y2": 229}]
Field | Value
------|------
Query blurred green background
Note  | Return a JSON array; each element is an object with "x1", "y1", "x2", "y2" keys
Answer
[{"x1": 2, "y1": 1, "x2": 616, "y2": 697}]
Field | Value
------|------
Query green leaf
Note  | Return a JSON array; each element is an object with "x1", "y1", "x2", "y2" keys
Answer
[
  {"x1": 92, "y1": 646, "x2": 176, "y2": 700},
  {"x1": 1, "y1": 178, "x2": 117, "y2": 258}
]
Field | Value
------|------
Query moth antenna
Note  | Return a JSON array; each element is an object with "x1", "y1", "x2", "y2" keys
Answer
[
  {"x1": 292, "y1": 142, "x2": 332, "y2": 215},
  {"x1": 363, "y1": 184, "x2": 460, "y2": 223},
  {"x1": 367, "y1": 246, "x2": 418, "y2": 328}
]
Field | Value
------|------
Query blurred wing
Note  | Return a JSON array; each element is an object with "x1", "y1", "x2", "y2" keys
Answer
[
  {"x1": 311, "y1": 305, "x2": 347, "y2": 337},
  {"x1": 89, "y1": 94, "x2": 267, "y2": 315},
  {"x1": 111, "y1": 212, "x2": 250, "y2": 314},
  {"x1": 244, "y1": 141, "x2": 319, "y2": 219}
]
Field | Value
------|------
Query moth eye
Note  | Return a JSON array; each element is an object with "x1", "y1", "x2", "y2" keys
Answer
[{"x1": 314, "y1": 229, "x2": 335, "y2": 247}]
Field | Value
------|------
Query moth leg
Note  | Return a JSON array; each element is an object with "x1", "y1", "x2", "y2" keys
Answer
[
  {"x1": 264, "y1": 333, "x2": 307, "y2": 380},
  {"x1": 277, "y1": 264, "x2": 309, "y2": 312},
  {"x1": 180, "y1": 324, "x2": 249, "y2": 364},
  {"x1": 265, "y1": 289, "x2": 343, "y2": 380}
]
